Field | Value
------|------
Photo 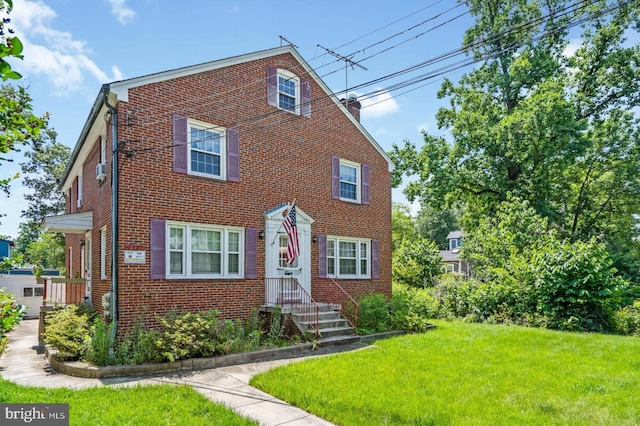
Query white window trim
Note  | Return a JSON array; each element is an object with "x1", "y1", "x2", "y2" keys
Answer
[
  {"x1": 327, "y1": 236, "x2": 370, "y2": 279},
  {"x1": 339, "y1": 159, "x2": 361, "y2": 203},
  {"x1": 166, "y1": 221, "x2": 244, "y2": 279},
  {"x1": 100, "y1": 135, "x2": 106, "y2": 165},
  {"x1": 187, "y1": 118, "x2": 226, "y2": 180},
  {"x1": 100, "y1": 227, "x2": 107, "y2": 280},
  {"x1": 277, "y1": 69, "x2": 300, "y2": 115},
  {"x1": 449, "y1": 238, "x2": 461, "y2": 250},
  {"x1": 76, "y1": 173, "x2": 83, "y2": 208}
]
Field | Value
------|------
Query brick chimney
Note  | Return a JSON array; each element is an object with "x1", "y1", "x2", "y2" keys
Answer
[{"x1": 341, "y1": 94, "x2": 361, "y2": 122}]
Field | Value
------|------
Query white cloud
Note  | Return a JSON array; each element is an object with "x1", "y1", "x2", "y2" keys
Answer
[
  {"x1": 107, "y1": 0, "x2": 136, "y2": 25},
  {"x1": 10, "y1": 1, "x2": 123, "y2": 96},
  {"x1": 357, "y1": 89, "x2": 400, "y2": 118}
]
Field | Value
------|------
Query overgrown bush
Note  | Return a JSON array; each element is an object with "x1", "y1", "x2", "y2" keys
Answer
[
  {"x1": 531, "y1": 239, "x2": 628, "y2": 332},
  {"x1": 432, "y1": 274, "x2": 476, "y2": 319},
  {"x1": 612, "y1": 301, "x2": 640, "y2": 336},
  {"x1": 114, "y1": 321, "x2": 160, "y2": 365},
  {"x1": 44, "y1": 305, "x2": 91, "y2": 361},
  {"x1": 85, "y1": 317, "x2": 117, "y2": 366},
  {"x1": 1, "y1": 288, "x2": 24, "y2": 339},
  {"x1": 390, "y1": 283, "x2": 438, "y2": 332},
  {"x1": 358, "y1": 293, "x2": 390, "y2": 334}
]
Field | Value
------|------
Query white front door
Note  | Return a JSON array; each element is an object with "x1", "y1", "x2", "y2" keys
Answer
[{"x1": 264, "y1": 205, "x2": 313, "y2": 304}]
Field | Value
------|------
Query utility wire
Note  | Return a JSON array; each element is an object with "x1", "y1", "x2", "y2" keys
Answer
[{"x1": 119, "y1": 0, "x2": 622, "y2": 156}]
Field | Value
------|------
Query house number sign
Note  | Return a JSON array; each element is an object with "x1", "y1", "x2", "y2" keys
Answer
[{"x1": 124, "y1": 250, "x2": 146, "y2": 264}]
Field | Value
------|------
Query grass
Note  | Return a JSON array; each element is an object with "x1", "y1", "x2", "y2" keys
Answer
[
  {"x1": 250, "y1": 320, "x2": 640, "y2": 425},
  {"x1": 0, "y1": 378, "x2": 257, "y2": 426}
]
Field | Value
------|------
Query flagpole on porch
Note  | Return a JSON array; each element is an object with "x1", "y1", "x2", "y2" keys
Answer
[{"x1": 270, "y1": 198, "x2": 296, "y2": 246}]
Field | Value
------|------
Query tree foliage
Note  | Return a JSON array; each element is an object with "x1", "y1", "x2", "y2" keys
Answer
[
  {"x1": 391, "y1": 203, "x2": 418, "y2": 251},
  {"x1": 0, "y1": 1, "x2": 49, "y2": 202},
  {"x1": 390, "y1": 0, "x2": 640, "y2": 280},
  {"x1": 392, "y1": 236, "x2": 441, "y2": 288},
  {"x1": 20, "y1": 129, "x2": 70, "y2": 222},
  {"x1": 415, "y1": 204, "x2": 461, "y2": 250}
]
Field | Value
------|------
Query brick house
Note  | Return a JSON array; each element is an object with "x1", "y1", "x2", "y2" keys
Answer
[{"x1": 44, "y1": 46, "x2": 394, "y2": 336}]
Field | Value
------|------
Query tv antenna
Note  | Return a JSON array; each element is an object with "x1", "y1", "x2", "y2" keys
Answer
[
  {"x1": 317, "y1": 44, "x2": 367, "y2": 99},
  {"x1": 279, "y1": 36, "x2": 299, "y2": 49}
]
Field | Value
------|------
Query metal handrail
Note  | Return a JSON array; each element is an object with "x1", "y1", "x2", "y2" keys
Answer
[
  {"x1": 327, "y1": 277, "x2": 359, "y2": 330},
  {"x1": 265, "y1": 277, "x2": 320, "y2": 336}
]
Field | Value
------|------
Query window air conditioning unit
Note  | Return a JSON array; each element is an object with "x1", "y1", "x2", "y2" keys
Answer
[{"x1": 96, "y1": 163, "x2": 107, "y2": 181}]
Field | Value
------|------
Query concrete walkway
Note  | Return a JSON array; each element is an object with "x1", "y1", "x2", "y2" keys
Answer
[{"x1": 0, "y1": 319, "x2": 352, "y2": 425}]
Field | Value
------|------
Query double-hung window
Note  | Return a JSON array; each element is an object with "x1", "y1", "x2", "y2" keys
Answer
[
  {"x1": 267, "y1": 66, "x2": 310, "y2": 117},
  {"x1": 278, "y1": 69, "x2": 300, "y2": 113},
  {"x1": 332, "y1": 156, "x2": 369, "y2": 204},
  {"x1": 339, "y1": 160, "x2": 360, "y2": 202},
  {"x1": 167, "y1": 222, "x2": 243, "y2": 279},
  {"x1": 326, "y1": 237, "x2": 370, "y2": 278},
  {"x1": 188, "y1": 120, "x2": 226, "y2": 179}
]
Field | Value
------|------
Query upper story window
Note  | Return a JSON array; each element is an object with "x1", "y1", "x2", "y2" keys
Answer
[
  {"x1": 449, "y1": 238, "x2": 461, "y2": 250},
  {"x1": 172, "y1": 114, "x2": 240, "y2": 182},
  {"x1": 189, "y1": 120, "x2": 226, "y2": 179},
  {"x1": 332, "y1": 156, "x2": 370, "y2": 205},
  {"x1": 278, "y1": 70, "x2": 299, "y2": 113},
  {"x1": 339, "y1": 160, "x2": 360, "y2": 202},
  {"x1": 267, "y1": 66, "x2": 311, "y2": 117},
  {"x1": 76, "y1": 173, "x2": 83, "y2": 208}
]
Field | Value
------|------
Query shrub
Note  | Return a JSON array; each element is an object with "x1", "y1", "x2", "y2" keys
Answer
[
  {"x1": 432, "y1": 274, "x2": 477, "y2": 319},
  {"x1": 612, "y1": 301, "x2": 640, "y2": 336},
  {"x1": 115, "y1": 322, "x2": 161, "y2": 365},
  {"x1": 0, "y1": 288, "x2": 24, "y2": 338},
  {"x1": 44, "y1": 305, "x2": 90, "y2": 361},
  {"x1": 357, "y1": 293, "x2": 390, "y2": 334},
  {"x1": 390, "y1": 284, "x2": 438, "y2": 332},
  {"x1": 85, "y1": 317, "x2": 116, "y2": 366},
  {"x1": 531, "y1": 239, "x2": 628, "y2": 332},
  {"x1": 154, "y1": 310, "x2": 222, "y2": 362}
]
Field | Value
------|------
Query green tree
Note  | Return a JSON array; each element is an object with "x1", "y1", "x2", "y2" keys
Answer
[
  {"x1": 415, "y1": 204, "x2": 462, "y2": 250},
  {"x1": 20, "y1": 129, "x2": 70, "y2": 222},
  {"x1": 0, "y1": 0, "x2": 48, "y2": 203},
  {"x1": 391, "y1": 203, "x2": 418, "y2": 251},
  {"x1": 390, "y1": 0, "x2": 640, "y2": 279},
  {"x1": 24, "y1": 232, "x2": 64, "y2": 269},
  {"x1": 392, "y1": 236, "x2": 441, "y2": 288}
]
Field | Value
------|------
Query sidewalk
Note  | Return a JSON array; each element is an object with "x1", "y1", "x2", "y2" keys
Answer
[{"x1": 0, "y1": 319, "x2": 351, "y2": 425}]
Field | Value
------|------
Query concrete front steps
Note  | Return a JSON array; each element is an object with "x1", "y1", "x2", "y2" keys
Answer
[{"x1": 291, "y1": 303, "x2": 357, "y2": 344}]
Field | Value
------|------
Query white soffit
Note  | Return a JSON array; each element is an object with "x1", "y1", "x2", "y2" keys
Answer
[{"x1": 43, "y1": 211, "x2": 93, "y2": 234}]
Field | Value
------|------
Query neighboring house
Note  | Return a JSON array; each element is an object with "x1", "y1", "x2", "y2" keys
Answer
[
  {"x1": 43, "y1": 46, "x2": 394, "y2": 335},
  {"x1": 439, "y1": 231, "x2": 471, "y2": 276},
  {"x1": 0, "y1": 238, "x2": 14, "y2": 262}
]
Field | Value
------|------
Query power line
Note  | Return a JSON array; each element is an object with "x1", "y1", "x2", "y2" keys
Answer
[{"x1": 118, "y1": 0, "x2": 624, "y2": 157}]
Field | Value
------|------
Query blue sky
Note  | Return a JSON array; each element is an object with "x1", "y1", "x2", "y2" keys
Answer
[{"x1": 0, "y1": 0, "x2": 480, "y2": 238}]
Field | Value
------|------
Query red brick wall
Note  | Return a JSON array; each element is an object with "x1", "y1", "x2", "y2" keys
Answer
[{"x1": 69, "y1": 52, "x2": 392, "y2": 333}]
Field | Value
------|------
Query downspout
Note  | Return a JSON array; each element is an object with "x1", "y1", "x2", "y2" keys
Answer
[{"x1": 102, "y1": 85, "x2": 119, "y2": 333}]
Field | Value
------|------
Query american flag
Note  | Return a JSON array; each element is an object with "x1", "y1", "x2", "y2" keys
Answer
[{"x1": 283, "y1": 204, "x2": 300, "y2": 264}]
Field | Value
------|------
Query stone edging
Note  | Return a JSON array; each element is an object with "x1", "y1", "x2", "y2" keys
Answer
[{"x1": 46, "y1": 330, "x2": 409, "y2": 379}]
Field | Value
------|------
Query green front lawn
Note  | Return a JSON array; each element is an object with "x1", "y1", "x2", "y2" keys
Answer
[
  {"x1": 0, "y1": 379, "x2": 257, "y2": 426},
  {"x1": 251, "y1": 320, "x2": 640, "y2": 425}
]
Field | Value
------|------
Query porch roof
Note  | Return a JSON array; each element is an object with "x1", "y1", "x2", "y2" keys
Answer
[{"x1": 43, "y1": 211, "x2": 93, "y2": 234}]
